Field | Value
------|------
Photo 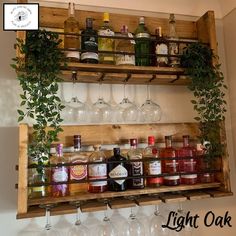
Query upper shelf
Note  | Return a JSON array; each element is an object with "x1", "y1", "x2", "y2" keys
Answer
[{"x1": 60, "y1": 62, "x2": 190, "y2": 85}]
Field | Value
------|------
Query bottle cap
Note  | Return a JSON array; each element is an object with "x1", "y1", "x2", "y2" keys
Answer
[
  {"x1": 103, "y1": 12, "x2": 110, "y2": 22},
  {"x1": 121, "y1": 25, "x2": 128, "y2": 33},
  {"x1": 165, "y1": 135, "x2": 172, "y2": 140},
  {"x1": 74, "y1": 135, "x2": 81, "y2": 150},
  {"x1": 169, "y1": 13, "x2": 175, "y2": 23},
  {"x1": 183, "y1": 135, "x2": 190, "y2": 139},
  {"x1": 113, "y1": 147, "x2": 120, "y2": 155},
  {"x1": 139, "y1": 16, "x2": 145, "y2": 24},
  {"x1": 56, "y1": 143, "x2": 63, "y2": 155},
  {"x1": 155, "y1": 27, "x2": 162, "y2": 37},
  {"x1": 130, "y1": 138, "x2": 138, "y2": 147},
  {"x1": 86, "y1": 18, "x2": 93, "y2": 28},
  {"x1": 148, "y1": 136, "x2": 155, "y2": 145}
]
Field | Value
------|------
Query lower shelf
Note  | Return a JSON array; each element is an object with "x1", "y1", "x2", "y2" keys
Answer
[{"x1": 16, "y1": 182, "x2": 233, "y2": 219}]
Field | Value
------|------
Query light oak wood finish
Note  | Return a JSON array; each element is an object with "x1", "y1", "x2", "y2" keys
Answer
[
  {"x1": 183, "y1": 191, "x2": 211, "y2": 200},
  {"x1": 108, "y1": 198, "x2": 136, "y2": 209},
  {"x1": 80, "y1": 201, "x2": 107, "y2": 212},
  {"x1": 159, "y1": 193, "x2": 187, "y2": 203},
  {"x1": 136, "y1": 195, "x2": 162, "y2": 206}
]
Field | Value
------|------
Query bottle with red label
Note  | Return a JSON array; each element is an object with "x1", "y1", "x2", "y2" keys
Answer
[
  {"x1": 143, "y1": 136, "x2": 163, "y2": 187},
  {"x1": 88, "y1": 145, "x2": 107, "y2": 193},
  {"x1": 127, "y1": 139, "x2": 144, "y2": 189},
  {"x1": 69, "y1": 135, "x2": 88, "y2": 194},
  {"x1": 178, "y1": 135, "x2": 197, "y2": 185},
  {"x1": 51, "y1": 144, "x2": 70, "y2": 197},
  {"x1": 160, "y1": 135, "x2": 180, "y2": 186}
]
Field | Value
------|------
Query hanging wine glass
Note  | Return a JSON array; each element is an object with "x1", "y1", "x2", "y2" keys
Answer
[
  {"x1": 149, "y1": 205, "x2": 169, "y2": 236},
  {"x1": 140, "y1": 84, "x2": 162, "y2": 122},
  {"x1": 38, "y1": 204, "x2": 61, "y2": 236},
  {"x1": 91, "y1": 83, "x2": 112, "y2": 123},
  {"x1": 116, "y1": 83, "x2": 139, "y2": 122},
  {"x1": 67, "y1": 201, "x2": 89, "y2": 236}
]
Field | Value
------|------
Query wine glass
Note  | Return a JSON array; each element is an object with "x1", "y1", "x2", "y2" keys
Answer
[
  {"x1": 67, "y1": 201, "x2": 89, "y2": 236},
  {"x1": 140, "y1": 84, "x2": 162, "y2": 122},
  {"x1": 116, "y1": 83, "x2": 139, "y2": 122},
  {"x1": 128, "y1": 206, "x2": 145, "y2": 236},
  {"x1": 149, "y1": 205, "x2": 169, "y2": 236},
  {"x1": 91, "y1": 83, "x2": 112, "y2": 123},
  {"x1": 38, "y1": 204, "x2": 61, "y2": 236}
]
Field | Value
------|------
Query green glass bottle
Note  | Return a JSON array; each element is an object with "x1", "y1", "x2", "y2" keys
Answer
[{"x1": 134, "y1": 17, "x2": 151, "y2": 66}]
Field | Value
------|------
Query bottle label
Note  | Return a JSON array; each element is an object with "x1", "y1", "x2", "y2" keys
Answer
[
  {"x1": 164, "y1": 175, "x2": 180, "y2": 180},
  {"x1": 128, "y1": 32, "x2": 135, "y2": 44},
  {"x1": 169, "y1": 41, "x2": 180, "y2": 66},
  {"x1": 131, "y1": 161, "x2": 144, "y2": 186},
  {"x1": 81, "y1": 52, "x2": 98, "y2": 61},
  {"x1": 136, "y1": 33, "x2": 150, "y2": 38},
  {"x1": 109, "y1": 164, "x2": 128, "y2": 185},
  {"x1": 89, "y1": 164, "x2": 107, "y2": 186},
  {"x1": 98, "y1": 29, "x2": 115, "y2": 37},
  {"x1": 156, "y1": 43, "x2": 168, "y2": 65},
  {"x1": 181, "y1": 174, "x2": 197, "y2": 179},
  {"x1": 65, "y1": 51, "x2": 80, "y2": 60},
  {"x1": 116, "y1": 55, "x2": 135, "y2": 65},
  {"x1": 70, "y1": 160, "x2": 87, "y2": 180},
  {"x1": 148, "y1": 161, "x2": 161, "y2": 175},
  {"x1": 52, "y1": 167, "x2": 69, "y2": 182}
]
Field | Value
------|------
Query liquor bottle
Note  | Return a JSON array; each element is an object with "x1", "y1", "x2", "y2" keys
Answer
[
  {"x1": 51, "y1": 144, "x2": 70, "y2": 197},
  {"x1": 134, "y1": 17, "x2": 151, "y2": 66},
  {"x1": 69, "y1": 135, "x2": 88, "y2": 194},
  {"x1": 154, "y1": 27, "x2": 168, "y2": 67},
  {"x1": 81, "y1": 18, "x2": 98, "y2": 64},
  {"x1": 28, "y1": 153, "x2": 50, "y2": 198},
  {"x1": 178, "y1": 135, "x2": 197, "y2": 185},
  {"x1": 107, "y1": 147, "x2": 128, "y2": 191},
  {"x1": 98, "y1": 12, "x2": 115, "y2": 64},
  {"x1": 143, "y1": 136, "x2": 163, "y2": 187},
  {"x1": 127, "y1": 139, "x2": 144, "y2": 189},
  {"x1": 64, "y1": 2, "x2": 80, "y2": 62},
  {"x1": 115, "y1": 25, "x2": 135, "y2": 66},
  {"x1": 88, "y1": 145, "x2": 107, "y2": 193},
  {"x1": 160, "y1": 135, "x2": 180, "y2": 186},
  {"x1": 168, "y1": 13, "x2": 180, "y2": 67}
]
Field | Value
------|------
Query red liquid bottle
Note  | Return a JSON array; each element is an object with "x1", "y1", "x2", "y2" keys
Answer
[
  {"x1": 160, "y1": 135, "x2": 180, "y2": 186},
  {"x1": 178, "y1": 135, "x2": 197, "y2": 185},
  {"x1": 88, "y1": 145, "x2": 107, "y2": 193}
]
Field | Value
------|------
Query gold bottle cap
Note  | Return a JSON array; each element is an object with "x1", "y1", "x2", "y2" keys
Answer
[{"x1": 103, "y1": 12, "x2": 110, "y2": 22}]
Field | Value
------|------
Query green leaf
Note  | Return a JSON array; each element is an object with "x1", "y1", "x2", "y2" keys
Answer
[{"x1": 17, "y1": 110, "x2": 24, "y2": 116}]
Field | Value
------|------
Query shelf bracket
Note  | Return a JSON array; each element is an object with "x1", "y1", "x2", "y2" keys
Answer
[
  {"x1": 98, "y1": 73, "x2": 105, "y2": 82},
  {"x1": 149, "y1": 74, "x2": 156, "y2": 83},
  {"x1": 124, "y1": 73, "x2": 132, "y2": 83},
  {"x1": 71, "y1": 71, "x2": 77, "y2": 81}
]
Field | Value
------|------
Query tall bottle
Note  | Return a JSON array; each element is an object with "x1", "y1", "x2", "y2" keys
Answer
[
  {"x1": 98, "y1": 12, "x2": 115, "y2": 64},
  {"x1": 64, "y1": 2, "x2": 80, "y2": 62},
  {"x1": 134, "y1": 17, "x2": 151, "y2": 66},
  {"x1": 107, "y1": 148, "x2": 128, "y2": 191},
  {"x1": 127, "y1": 139, "x2": 144, "y2": 189},
  {"x1": 143, "y1": 136, "x2": 163, "y2": 187},
  {"x1": 154, "y1": 27, "x2": 168, "y2": 67},
  {"x1": 51, "y1": 144, "x2": 70, "y2": 197},
  {"x1": 160, "y1": 136, "x2": 180, "y2": 186},
  {"x1": 178, "y1": 135, "x2": 197, "y2": 185},
  {"x1": 88, "y1": 145, "x2": 107, "y2": 193},
  {"x1": 69, "y1": 135, "x2": 88, "y2": 194},
  {"x1": 115, "y1": 25, "x2": 135, "y2": 66},
  {"x1": 168, "y1": 13, "x2": 180, "y2": 67},
  {"x1": 81, "y1": 18, "x2": 98, "y2": 64}
]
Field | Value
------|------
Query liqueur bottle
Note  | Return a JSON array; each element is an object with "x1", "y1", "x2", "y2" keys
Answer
[
  {"x1": 127, "y1": 139, "x2": 144, "y2": 189},
  {"x1": 143, "y1": 136, "x2": 163, "y2": 187},
  {"x1": 115, "y1": 25, "x2": 135, "y2": 66},
  {"x1": 178, "y1": 135, "x2": 197, "y2": 185},
  {"x1": 81, "y1": 18, "x2": 98, "y2": 63},
  {"x1": 134, "y1": 17, "x2": 151, "y2": 66},
  {"x1": 51, "y1": 144, "x2": 70, "y2": 197},
  {"x1": 160, "y1": 135, "x2": 180, "y2": 186},
  {"x1": 107, "y1": 148, "x2": 128, "y2": 191},
  {"x1": 88, "y1": 145, "x2": 107, "y2": 193},
  {"x1": 64, "y1": 2, "x2": 80, "y2": 62},
  {"x1": 168, "y1": 13, "x2": 180, "y2": 67},
  {"x1": 154, "y1": 27, "x2": 168, "y2": 67},
  {"x1": 69, "y1": 135, "x2": 88, "y2": 194},
  {"x1": 98, "y1": 12, "x2": 115, "y2": 64}
]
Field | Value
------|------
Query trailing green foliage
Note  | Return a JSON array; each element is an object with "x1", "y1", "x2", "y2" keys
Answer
[
  {"x1": 12, "y1": 30, "x2": 65, "y2": 171},
  {"x1": 181, "y1": 42, "x2": 227, "y2": 159}
]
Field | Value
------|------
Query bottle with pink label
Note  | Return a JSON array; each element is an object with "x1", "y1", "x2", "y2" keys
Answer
[{"x1": 51, "y1": 144, "x2": 69, "y2": 197}]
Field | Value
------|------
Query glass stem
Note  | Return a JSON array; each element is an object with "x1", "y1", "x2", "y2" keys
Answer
[
  {"x1": 99, "y1": 82, "x2": 102, "y2": 99},
  {"x1": 45, "y1": 208, "x2": 51, "y2": 230},
  {"x1": 147, "y1": 84, "x2": 151, "y2": 100},
  {"x1": 75, "y1": 207, "x2": 81, "y2": 226},
  {"x1": 124, "y1": 83, "x2": 127, "y2": 99}
]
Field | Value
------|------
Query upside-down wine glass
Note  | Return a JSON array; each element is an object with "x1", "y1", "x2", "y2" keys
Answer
[{"x1": 140, "y1": 84, "x2": 162, "y2": 122}]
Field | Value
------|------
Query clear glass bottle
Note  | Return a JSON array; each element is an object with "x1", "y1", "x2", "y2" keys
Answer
[
  {"x1": 127, "y1": 139, "x2": 144, "y2": 189},
  {"x1": 107, "y1": 147, "x2": 128, "y2": 191},
  {"x1": 160, "y1": 135, "x2": 180, "y2": 186},
  {"x1": 69, "y1": 135, "x2": 88, "y2": 194},
  {"x1": 168, "y1": 13, "x2": 180, "y2": 67},
  {"x1": 178, "y1": 135, "x2": 197, "y2": 185},
  {"x1": 64, "y1": 2, "x2": 80, "y2": 62},
  {"x1": 88, "y1": 145, "x2": 107, "y2": 193},
  {"x1": 115, "y1": 25, "x2": 135, "y2": 66},
  {"x1": 154, "y1": 27, "x2": 168, "y2": 67},
  {"x1": 143, "y1": 136, "x2": 163, "y2": 187},
  {"x1": 81, "y1": 18, "x2": 98, "y2": 64},
  {"x1": 134, "y1": 16, "x2": 151, "y2": 66},
  {"x1": 51, "y1": 144, "x2": 70, "y2": 197},
  {"x1": 98, "y1": 12, "x2": 115, "y2": 64}
]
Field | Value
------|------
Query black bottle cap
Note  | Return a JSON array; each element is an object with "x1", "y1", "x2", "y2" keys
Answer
[
  {"x1": 86, "y1": 18, "x2": 93, "y2": 28},
  {"x1": 113, "y1": 147, "x2": 120, "y2": 155},
  {"x1": 130, "y1": 138, "x2": 138, "y2": 147}
]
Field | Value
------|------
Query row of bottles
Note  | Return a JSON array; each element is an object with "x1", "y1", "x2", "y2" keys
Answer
[
  {"x1": 64, "y1": 2, "x2": 180, "y2": 67},
  {"x1": 28, "y1": 135, "x2": 215, "y2": 198}
]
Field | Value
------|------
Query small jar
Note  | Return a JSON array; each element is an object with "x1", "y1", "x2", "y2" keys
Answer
[{"x1": 163, "y1": 176, "x2": 180, "y2": 186}]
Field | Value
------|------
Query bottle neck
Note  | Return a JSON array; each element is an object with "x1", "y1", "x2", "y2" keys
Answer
[
  {"x1": 68, "y1": 2, "x2": 75, "y2": 17},
  {"x1": 169, "y1": 22, "x2": 177, "y2": 38},
  {"x1": 183, "y1": 137, "x2": 190, "y2": 147},
  {"x1": 165, "y1": 138, "x2": 172, "y2": 148}
]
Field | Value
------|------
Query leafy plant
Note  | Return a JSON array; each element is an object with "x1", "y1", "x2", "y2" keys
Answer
[
  {"x1": 12, "y1": 30, "x2": 65, "y2": 171},
  {"x1": 181, "y1": 42, "x2": 227, "y2": 159}
]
